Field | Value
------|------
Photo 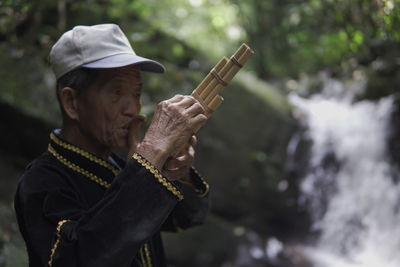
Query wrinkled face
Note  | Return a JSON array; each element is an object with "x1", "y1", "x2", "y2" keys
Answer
[{"x1": 76, "y1": 66, "x2": 142, "y2": 152}]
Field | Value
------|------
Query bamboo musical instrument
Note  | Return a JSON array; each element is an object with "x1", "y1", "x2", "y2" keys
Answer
[
  {"x1": 166, "y1": 43, "x2": 254, "y2": 158},
  {"x1": 192, "y1": 43, "x2": 254, "y2": 117}
]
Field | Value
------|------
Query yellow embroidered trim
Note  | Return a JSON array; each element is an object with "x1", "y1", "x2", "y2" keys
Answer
[
  {"x1": 48, "y1": 219, "x2": 71, "y2": 267},
  {"x1": 140, "y1": 243, "x2": 153, "y2": 267},
  {"x1": 144, "y1": 243, "x2": 152, "y2": 267},
  {"x1": 139, "y1": 247, "x2": 146, "y2": 267},
  {"x1": 132, "y1": 153, "x2": 184, "y2": 201},
  {"x1": 48, "y1": 144, "x2": 111, "y2": 188},
  {"x1": 192, "y1": 168, "x2": 210, "y2": 197},
  {"x1": 50, "y1": 132, "x2": 119, "y2": 176}
]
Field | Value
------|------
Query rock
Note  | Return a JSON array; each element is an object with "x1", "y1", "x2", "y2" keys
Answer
[
  {"x1": 194, "y1": 77, "x2": 308, "y2": 238},
  {"x1": 163, "y1": 215, "x2": 315, "y2": 267}
]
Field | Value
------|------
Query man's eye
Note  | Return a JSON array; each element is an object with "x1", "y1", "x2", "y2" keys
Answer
[
  {"x1": 135, "y1": 92, "x2": 141, "y2": 98},
  {"x1": 114, "y1": 89, "x2": 122, "y2": 95}
]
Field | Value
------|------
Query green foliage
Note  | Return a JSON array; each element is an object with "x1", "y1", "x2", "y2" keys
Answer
[
  {"x1": 2, "y1": 0, "x2": 400, "y2": 80},
  {"x1": 231, "y1": 0, "x2": 400, "y2": 78},
  {"x1": 106, "y1": 0, "x2": 245, "y2": 60}
]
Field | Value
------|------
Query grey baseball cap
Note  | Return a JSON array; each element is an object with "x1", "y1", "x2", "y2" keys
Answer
[{"x1": 49, "y1": 24, "x2": 165, "y2": 79}]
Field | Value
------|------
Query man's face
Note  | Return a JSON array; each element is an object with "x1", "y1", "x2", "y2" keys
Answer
[{"x1": 76, "y1": 66, "x2": 142, "y2": 152}]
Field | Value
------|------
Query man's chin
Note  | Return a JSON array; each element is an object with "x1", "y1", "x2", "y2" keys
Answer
[
  {"x1": 110, "y1": 139, "x2": 129, "y2": 154},
  {"x1": 111, "y1": 134, "x2": 140, "y2": 157},
  {"x1": 121, "y1": 140, "x2": 131, "y2": 150}
]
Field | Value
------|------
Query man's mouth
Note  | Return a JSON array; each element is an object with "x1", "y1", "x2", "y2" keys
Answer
[
  {"x1": 119, "y1": 124, "x2": 130, "y2": 136},
  {"x1": 123, "y1": 116, "x2": 146, "y2": 130},
  {"x1": 121, "y1": 126, "x2": 130, "y2": 135},
  {"x1": 121, "y1": 124, "x2": 130, "y2": 130},
  {"x1": 120, "y1": 115, "x2": 146, "y2": 135}
]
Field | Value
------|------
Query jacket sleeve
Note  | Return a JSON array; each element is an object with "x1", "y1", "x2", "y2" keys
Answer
[
  {"x1": 15, "y1": 153, "x2": 182, "y2": 267},
  {"x1": 161, "y1": 168, "x2": 210, "y2": 232}
]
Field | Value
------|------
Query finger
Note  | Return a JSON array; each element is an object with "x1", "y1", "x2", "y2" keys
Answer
[
  {"x1": 133, "y1": 114, "x2": 147, "y2": 123},
  {"x1": 160, "y1": 95, "x2": 184, "y2": 108},
  {"x1": 191, "y1": 113, "x2": 208, "y2": 132},
  {"x1": 164, "y1": 157, "x2": 179, "y2": 169},
  {"x1": 178, "y1": 136, "x2": 196, "y2": 154},
  {"x1": 188, "y1": 145, "x2": 195, "y2": 158},
  {"x1": 174, "y1": 95, "x2": 198, "y2": 109},
  {"x1": 176, "y1": 153, "x2": 190, "y2": 162},
  {"x1": 185, "y1": 102, "x2": 205, "y2": 118},
  {"x1": 166, "y1": 152, "x2": 193, "y2": 169},
  {"x1": 178, "y1": 151, "x2": 195, "y2": 168},
  {"x1": 167, "y1": 94, "x2": 185, "y2": 104},
  {"x1": 190, "y1": 135, "x2": 197, "y2": 147},
  {"x1": 174, "y1": 143, "x2": 189, "y2": 157},
  {"x1": 165, "y1": 156, "x2": 185, "y2": 170}
]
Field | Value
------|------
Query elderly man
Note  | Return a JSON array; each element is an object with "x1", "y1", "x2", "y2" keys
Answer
[{"x1": 14, "y1": 24, "x2": 210, "y2": 267}]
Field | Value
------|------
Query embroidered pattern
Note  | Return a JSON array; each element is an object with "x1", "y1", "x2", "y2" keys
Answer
[
  {"x1": 48, "y1": 144, "x2": 112, "y2": 188},
  {"x1": 139, "y1": 243, "x2": 153, "y2": 267},
  {"x1": 48, "y1": 219, "x2": 71, "y2": 267},
  {"x1": 132, "y1": 153, "x2": 184, "y2": 201},
  {"x1": 47, "y1": 133, "x2": 183, "y2": 267},
  {"x1": 191, "y1": 168, "x2": 210, "y2": 197},
  {"x1": 50, "y1": 132, "x2": 119, "y2": 176}
]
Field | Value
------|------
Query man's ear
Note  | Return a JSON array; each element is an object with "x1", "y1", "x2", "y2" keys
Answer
[{"x1": 60, "y1": 87, "x2": 80, "y2": 120}]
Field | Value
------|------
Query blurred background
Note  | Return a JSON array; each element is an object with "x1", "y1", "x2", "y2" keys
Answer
[{"x1": 1, "y1": 0, "x2": 400, "y2": 266}]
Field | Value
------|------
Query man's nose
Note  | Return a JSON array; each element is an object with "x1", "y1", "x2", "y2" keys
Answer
[{"x1": 122, "y1": 95, "x2": 140, "y2": 116}]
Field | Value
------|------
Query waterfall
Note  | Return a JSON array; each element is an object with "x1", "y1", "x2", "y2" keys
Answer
[{"x1": 288, "y1": 73, "x2": 399, "y2": 267}]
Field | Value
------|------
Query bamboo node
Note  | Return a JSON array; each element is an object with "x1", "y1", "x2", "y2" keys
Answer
[
  {"x1": 230, "y1": 56, "x2": 243, "y2": 68},
  {"x1": 210, "y1": 68, "x2": 228, "y2": 87}
]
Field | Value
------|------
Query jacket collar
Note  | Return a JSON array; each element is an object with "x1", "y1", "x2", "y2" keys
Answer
[{"x1": 48, "y1": 130, "x2": 122, "y2": 188}]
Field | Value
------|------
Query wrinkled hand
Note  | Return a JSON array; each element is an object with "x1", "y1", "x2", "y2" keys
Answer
[
  {"x1": 136, "y1": 95, "x2": 207, "y2": 169},
  {"x1": 163, "y1": 136, "x2": 197, "y2": 181}
]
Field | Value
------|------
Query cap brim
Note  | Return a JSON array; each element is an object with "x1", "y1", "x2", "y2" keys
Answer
[{"x1": 82, "y1": 53, "x2": 165, "y2": 73}]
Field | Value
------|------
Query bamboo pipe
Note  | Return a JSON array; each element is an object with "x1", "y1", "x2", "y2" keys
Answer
[
  {"x1": 199, "y1": 45, "x2": 246, "y2": 99},
  {"x1": 208, "y1": 95, "x2": 224, "y2": 111},
  {"x1": 199, "y1": 57, "x2": 230, "y2": 99},
  {"x1": 168, "y1": 44, "x2": 254, "y2": 158},
  {"x1": 204, "y1": 45, "x2": 254, "y2": 105},
  {"x1": 193, "y1": 57, "x2": 227, "y2": 96},
  {"x1": 206, "y1": 46, "x2": 252, "y2": 100},
  {"x1": 192, "y1": 43, "x2": 254, "y2": 116}
]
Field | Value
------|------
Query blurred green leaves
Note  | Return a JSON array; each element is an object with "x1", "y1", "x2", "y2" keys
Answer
[
  {"x1": 232, "y1": 0, "x2": 400, "y2": 78},
  {"x1": 0, "y1": 0, "x2": 399, "y2": 123},
  {"x1": 2, "y1": 0, "x2": 399, "y2": 81}
]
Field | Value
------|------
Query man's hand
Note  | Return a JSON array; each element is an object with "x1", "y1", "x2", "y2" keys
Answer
[
  {"x1": 136, "y1": 95, "x2": 207, "y2": 169},
  {"x1": 163, "y1": 136, "x2": 197, "y2": 181}
]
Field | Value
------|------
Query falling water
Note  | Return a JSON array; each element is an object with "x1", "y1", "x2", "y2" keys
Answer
[{"x1": 288, "y1": 73, "x2": 400, "y2": 267}]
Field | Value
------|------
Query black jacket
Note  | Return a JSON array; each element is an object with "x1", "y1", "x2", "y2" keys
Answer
[{"x1": 14, "y1": 131, "x2": 210, "y2": 267}]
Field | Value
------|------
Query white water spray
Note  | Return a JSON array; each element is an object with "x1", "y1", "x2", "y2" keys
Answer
[{"x1": 289, "y1": 73, "x2": 399, "y2": 267}]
